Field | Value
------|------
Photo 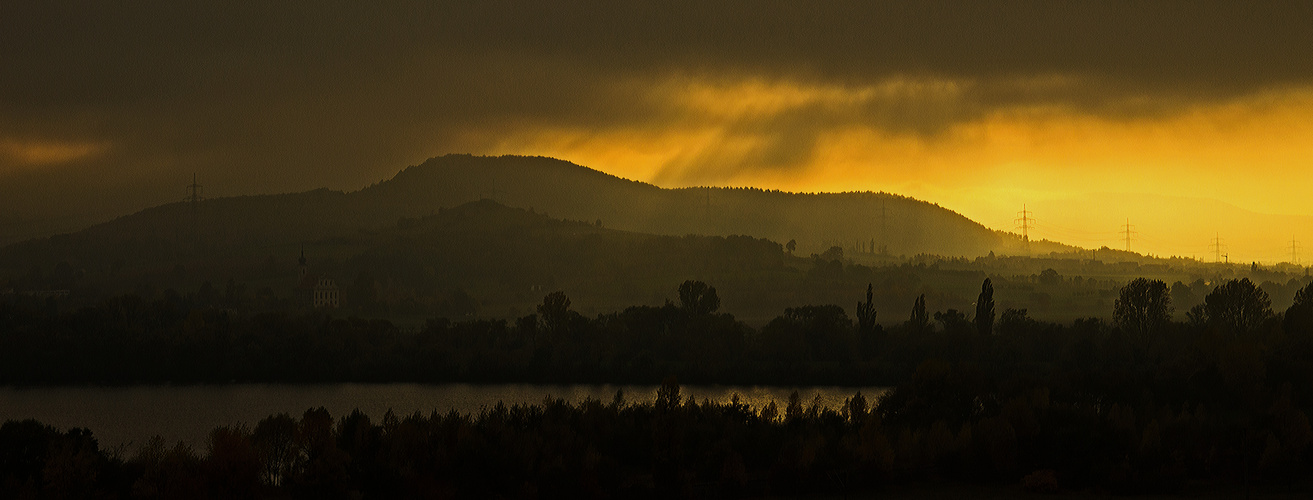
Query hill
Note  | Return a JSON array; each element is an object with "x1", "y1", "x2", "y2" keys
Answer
[
  {"x1": 364, "y1": 155, "x2": 1032, "y2": 257},
  {"x1": 0, "y1": 199, "x2": 805, "y2": 322},
  {"x1": 0, "y1": 155, "x2": 1050, "y2": 272},
  {"x1": 0, "y1": 155, "x2": 1096, "y2": 322}
]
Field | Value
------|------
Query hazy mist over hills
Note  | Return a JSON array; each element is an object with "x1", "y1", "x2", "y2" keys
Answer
[
  {"x1": 3, "y1": 154, "x2": 1063, "y2": 265},
  {"x1": 366, "y1": 155, "x2": 1040, "y2": 257},
  {"x1": 0, "y1": 154, "x2": 1106, "y2": 322}
]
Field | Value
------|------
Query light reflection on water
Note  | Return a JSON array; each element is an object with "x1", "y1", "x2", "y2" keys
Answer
[{"x1": 0, "y1": 384, "x2": 887, "y2": 453}]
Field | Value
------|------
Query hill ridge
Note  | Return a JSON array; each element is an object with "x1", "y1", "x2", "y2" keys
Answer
[{"x1": 2, "y1": 154, "x2": 1065, "y2": 268}]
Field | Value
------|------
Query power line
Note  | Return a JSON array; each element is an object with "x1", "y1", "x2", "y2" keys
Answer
[{"x1": 1028, "y1": 220, "x2": 1119, "y2": 237}]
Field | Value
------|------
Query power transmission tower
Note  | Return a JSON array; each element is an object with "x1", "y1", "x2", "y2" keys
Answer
[
  {"x1": 1121, "y1": 219, "x2": 1136, "y2": 252},
  {"x1": 1015, "y1": 205, "x2": 1033, "y2": 253},
  {"x1": 1210, "y1": 234, "x2": 1225, "y2": 263},
  {"x1": 1015, "y1": 205, "x2": 1033, "y2": 241},
  {"x1": 185, "y1": 173, "x2": 204, "y2": 206}
]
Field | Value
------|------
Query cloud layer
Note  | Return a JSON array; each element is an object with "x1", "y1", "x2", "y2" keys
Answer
[{"x1": 3, "y1": 1, "x2": 1313, "y2": 259}]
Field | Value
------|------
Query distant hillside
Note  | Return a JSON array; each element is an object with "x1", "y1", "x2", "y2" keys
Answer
[
  {"x1": 10, "y1": 195, "x2": 1293, "y2": 325},
  {"x1": 0, "y1": 155, "x2": 1064, "y2": 284},
  {"x1": 0, "y1": 199, "x2": 807, "y2": 322},
  {"x1": 339, "y1": 200, "x2": 800, "y2": 319},
  {"x1": 363, "y1": 155, "x2": 1030, "y2": 257}
]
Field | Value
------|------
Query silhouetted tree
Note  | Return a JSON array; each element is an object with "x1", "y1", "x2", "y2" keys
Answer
[
  {"x1": 655, "y1": 377, "x2": 682, "y2": 412},
  {"x1": 652, "y1": 378, "x2": 684, "y2": 496},
  {"x1": 538, "y1": 291, "x2": 574, "y2": 335},
  {"x1": 1038, "y1": 268, "x2": 1061, "y2": 286},
  {"x1": 206, "y1": 425, "x2": 260, "y2": 496},
  {"x1": 763, "y1": 305, "x2": 856, "y2": 366},
  {"x1": 1114, "y1": 278, "x2": 1173, "y2": 337},
  {"x1": 857, "y1": 284, "x2": 878, "y2": 336},
  {"x1": 934, "y1": 309, "x2": 970, "y2": 334},
  {"x1": 678, "y1": 280, "x2": 720, "y2": 315},
  {"x1": 820, "y1": 245, "x2": 844, "y2": 261},
  {"x1": 786, "y1": 239, "x2": 796, "y2": 254},
  {"x1": 515, "y1": 313, "x2": 538, "y2": 337},
  {"x1": 975, "y1": 278, "x2": 995, "y2": 336},
  {"x1": 1284, "y1": 281, "x2": 1313, "y2": 335},
  {"x1": 1202, "y1": 278, "x2": 1272, "y2": 335},
  {"x1": 253, "y1": 414, "x2": 298, "y2": 487},
  {"x1": 908, "y1": 294, "x2": 929, "y2": 332},
  {"x1": 998, "y1": 308, "x2": 1032, "y2": 334},
  {"x1": 295, "y1": 407, "x2": 349, "y2": 495},
  {"x1": 1186, "y1": 303, "x2": 1208, "y2": 328}
]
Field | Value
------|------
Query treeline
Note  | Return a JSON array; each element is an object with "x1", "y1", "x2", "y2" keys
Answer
[
  {"x1": 0, "y1": 287, "x2": 878, "y2": 385},
  {"x1": 2, "y1": 278, "x2": 1313, "y2": 388},
  {"x1": 3, "y1": 375, "x2": 1312, "y2": 499},
  {"x1": 5, "y1": 277, "x2": 1313, "y2": 495}
]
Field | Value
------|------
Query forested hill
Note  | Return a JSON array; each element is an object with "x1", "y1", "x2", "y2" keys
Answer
[
  {"x1": 0, "y1": 198, "x2": 806, "y2": 322},
  {"x1": 364, "y1": 154, "x2": 1028, "y2": 257},
  {"x1": 0, "y1": 154, "x2": 1055, "y2": 286}
]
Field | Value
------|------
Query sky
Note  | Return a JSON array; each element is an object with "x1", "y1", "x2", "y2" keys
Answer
[{"x1": 3, "y1": 1, "x2": 1313, "y2": 263}]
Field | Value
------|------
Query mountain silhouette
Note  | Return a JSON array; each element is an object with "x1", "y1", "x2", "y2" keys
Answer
[
  {"x1": 362, "y1": 155, "x2": 1023, "y2": 257},
  {"x1": 0, "y1": 154, "x2": 1052, "y2": 278}
]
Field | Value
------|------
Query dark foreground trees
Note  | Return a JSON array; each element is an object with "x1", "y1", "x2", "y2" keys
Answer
[
  {"x1": 677, "y1": 279, "x2": 720, "y2": 315},
  {"x1": 1200, "y1": 277, "x2": 1273, "y2": 335},
  {"x1": 1113, "y1": 277, "x2": 1172, "y2": 337},
  {"x1": 0, "y1": 277, "x2": 1305, "y2": 387},
  {"x1": 975, "y1": 278, "x2": 994, "y2": 336},
  {"x1": 1284, "y1": 281, "x2": 1313, "y2": 334},
  {"x1": 6, "y1": 366, "x2": 1313, "y2": 499},
  {"x1": 5, "y1": 275, "x2": 1313, "y2": 495}
]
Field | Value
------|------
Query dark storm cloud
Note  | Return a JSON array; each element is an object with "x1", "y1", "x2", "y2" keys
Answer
[
  {"x1": 6, "y1": 1, "x2": 1312, "y2": 123},
  {"x1": 2, "y1": 1, "x2": 1311, "y2": 238}
]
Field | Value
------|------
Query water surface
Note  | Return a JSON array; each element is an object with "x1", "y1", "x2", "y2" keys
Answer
[{"x1": 0, "y1": 384, "x2": 886, "y2": 453}]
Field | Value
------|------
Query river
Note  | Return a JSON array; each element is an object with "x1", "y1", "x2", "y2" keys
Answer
[{"x1": 0, "y1": 384, "x2": 886, "y2": 454}]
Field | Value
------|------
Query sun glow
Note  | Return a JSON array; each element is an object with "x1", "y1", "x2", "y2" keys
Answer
[{"x1": 481, "y1": 76, "x2": 1313, "y2": 263}]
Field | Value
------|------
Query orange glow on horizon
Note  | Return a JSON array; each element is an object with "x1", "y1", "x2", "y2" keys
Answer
[{"x1": 470, "y1": 76, "x2": 1313, "y2": 264}]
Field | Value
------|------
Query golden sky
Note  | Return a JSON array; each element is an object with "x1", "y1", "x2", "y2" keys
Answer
[
  {"x1": 3, "y1": 2, "x2": 1313, "y2": 262},
  {"x1": 481, "y1": 78, "x2": 1313, "y2": 264}
]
